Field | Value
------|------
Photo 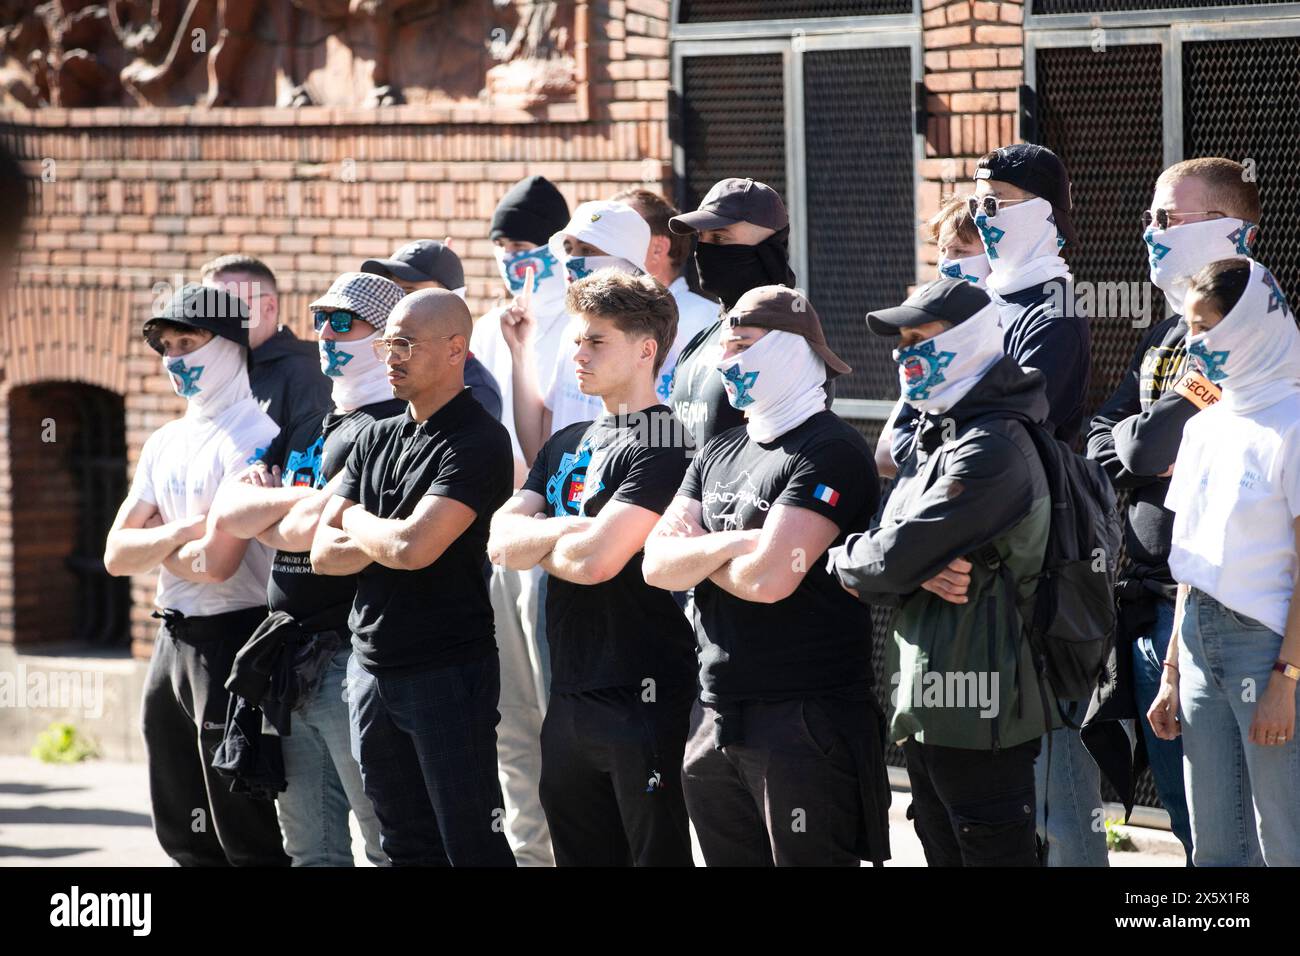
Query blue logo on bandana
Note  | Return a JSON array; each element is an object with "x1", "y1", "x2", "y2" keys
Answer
[
  {"x1": 1143, "y1": 228, "x2": 1171, "y2": 269},
  {"x1": 898, "y1": 340, "x2": 955, "y2": 401},
  {"x1": 1229, "y1": 224, "x2": 1255, "y2": 255},
  {"x1": 721, "y1": 364, "x2": 759, "y2": 408},
  {"x1": 1262, "y1": 269, "x2": 1290, "y2": 318},
  {"x1": 505, "y1": 248, "x2": 558, "y2": 294},
  {"x1": 322, "y1": 340, "x2": 353, "y2": 377},
  {"x1": 167, "y1": 358, "x2": 204, "y2": 397},
  {"x1": 545, "y1": 439, "x2": 603, "y2": 517},
  {"x1": 566, "y1": 257, "x2": 594, "y2": 282},
  {"x1": 974, "y1": 214, "x2": 1005, "y2": 260},
  {"x1": 1187, "y1": 341, "x2": 1230, "y2": 383}
]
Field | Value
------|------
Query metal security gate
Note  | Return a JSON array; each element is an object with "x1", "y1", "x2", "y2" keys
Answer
[
  {"x1": 1027, "y1": 2, "x2": 1300, "y2": 817},
  {"x1": 671, "y1": 6, "x2": 921, "y2": 424}
]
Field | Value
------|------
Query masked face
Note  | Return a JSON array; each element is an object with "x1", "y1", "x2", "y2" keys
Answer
[
  {"x1": 974, "y1": 196, "x2": 1062, "y2": 267},
  {"x1": 938, "y1": 253, "x2": 992, "y2": 288},
  {"x1": 564, "y1": 255, "x2": 634, "y2": 284},
  {"x1": 1144, "y1": 217, "x2": 1256, "y2": 316},
  {"x1": 161, "y1": 332, "x2": 249, "y2": 415},
  {"x1": 318, "y1": 328, "x2": 379, "y2": 378},
  {"x1": 694, "y1": 227, "x2": 795, "y2": 310},
  {"x1": 891, "y1": 302, "x2": 1004, "y2": 413},
  {"x1": 495, "y1": 245, "x2": 566, "y2": 306}
]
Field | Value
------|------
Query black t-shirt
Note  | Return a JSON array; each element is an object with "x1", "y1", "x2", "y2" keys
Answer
[
  {"x1": 336, "y1": 389, "x2": 513, "y2": 673},
  {"x1": 680, "y1": 410, "x2": 879, "y2": 703},
  {"x1": 668, "y1": 321, "x2": 744, "y2": 454},
  {"x1": 522, "y1": 405, "x2": 696, "y2": 694},
  {"x1": 262, "y1": 397, "x2": 406, "y2": 634}
]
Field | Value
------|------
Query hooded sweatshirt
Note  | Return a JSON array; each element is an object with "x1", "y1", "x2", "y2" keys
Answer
[
  {"x1": 251, "y1": 326, "x2": 333, "y2": 433},
  {"x1": 829, "y1": 356, "x2": 1058, "y2": 750}
]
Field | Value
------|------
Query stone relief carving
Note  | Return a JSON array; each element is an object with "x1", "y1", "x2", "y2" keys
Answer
[{"x1": 0, "y1": 0, "x2": 583, "y2": 110}]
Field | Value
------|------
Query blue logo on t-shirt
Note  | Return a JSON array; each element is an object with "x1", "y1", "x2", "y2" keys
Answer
[
  {"x1": 545, "y1": 439, "x2": 604, "y2": 516},
  {"x1": 285, "y1": 436, "x2": 325, "y2": 487}
]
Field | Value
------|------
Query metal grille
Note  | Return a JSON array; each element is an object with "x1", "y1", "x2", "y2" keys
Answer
[
  {"x1": 1036, "y1": 44, "x2": 1165, "y2": 428},
  {"x1": 1035, "y1": 44, "x2": 1166, "y2": 811},
  {"x1": 1032, "y1": 0, "x2": 1289, "y2": 15},
  {"x1": 1184, "y1": 35, "x2": 1300, "y2": 304},
  {"x1": 679, "y1": 0, "x2": 912, "y2": 22},
  {"x1": 804, "y1": 46, "x2": 915, "y2": 401},
  {"x1": 680, "y1": 54, "x2": 787, "y2": 212}
]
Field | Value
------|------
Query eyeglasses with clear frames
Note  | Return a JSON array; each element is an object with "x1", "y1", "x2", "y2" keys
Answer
[{"x1": 371, "y1": 334, "x2": 456, "y2": 361}]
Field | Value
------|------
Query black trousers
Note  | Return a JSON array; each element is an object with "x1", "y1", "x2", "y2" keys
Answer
[
  {"x1": 141, "y1": 607, "x2": 290, "y2": 867},
  {"x1": 903, "y1": 736, "x2": 1041, "y2": 867},
  {"x1": 682, "y1": 698, "x2": 870, "y2": 867},
  {"x1": 539, "y1": 686, "x2": 693, "y2": 866}
]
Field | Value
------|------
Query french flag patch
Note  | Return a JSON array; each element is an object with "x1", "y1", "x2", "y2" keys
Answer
[{"x1": 813, "y1": 484, "x2": 840, "y2": 506}]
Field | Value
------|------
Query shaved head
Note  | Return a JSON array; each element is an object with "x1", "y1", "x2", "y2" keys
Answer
[{"x1": 389, "y1": 288, "x2": 472, "y2": 341}]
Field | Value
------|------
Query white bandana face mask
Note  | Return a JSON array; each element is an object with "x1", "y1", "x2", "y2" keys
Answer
[
  {"x1": 1145, "y1": 216, "x2": 1256, "y2": 316},
  {"x1": 564, "y1": 255, "x2": 639, "y2": 284},
  {"x1": 939, "y1": 254, "x2": 992, "y2": 289},
  {"x1": 893, "y1": 301, "x2": 1005, "y2": 414},
  {"x1": 163, "y1": 333, "x2": 250, "y2": 419},
  {"x1": 319, "y1": 328, "x2": 394, "y2": 413},
  {"x1": 715, "y1": 329, "x2": 827, "y2": 443},
  {"x1": 1184, "y1": 260, "x2": 1300, "y2": 414},
  {"x1": 975, "y1": 197, "x2": 1070, "y2": 297},
  {"x1": 495, "y1": 245, "x2": 567, "y2": 316}
]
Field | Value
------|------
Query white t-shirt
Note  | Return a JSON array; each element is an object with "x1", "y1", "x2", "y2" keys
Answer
[
  {"x1": 130, "y1": 399, "x2": 280, "y2": 617},
  {"x1": 1166, "y1": 392, "x2": 1300, "y2": 635},
  {"x1": 471, "y1": 303, "x2": 571, "y2": 457},
  {"x1": 657, "y1": 276, "x2": 721, "y2": 402}
]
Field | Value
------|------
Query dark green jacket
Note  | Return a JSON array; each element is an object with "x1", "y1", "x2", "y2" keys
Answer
[{"x1": 828, "y1": 357, "x2": 1059, "y2": 750}]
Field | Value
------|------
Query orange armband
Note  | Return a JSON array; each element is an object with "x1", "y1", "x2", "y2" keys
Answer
[{"x1": 1173, "y1": 371, "x2": 1221, "y2": 410}]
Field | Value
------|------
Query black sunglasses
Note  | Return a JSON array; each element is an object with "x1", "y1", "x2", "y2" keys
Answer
[
  {"x1": 313, "y1": 309, "x2": 358, "y2": 334},
  {"x1": 1141, "y1": 207, "x2": 1226, "y2": 231}
]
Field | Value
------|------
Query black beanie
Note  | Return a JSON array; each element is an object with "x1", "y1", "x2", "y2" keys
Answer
[{"x1": 489, "y1": 176, "x2": 570, "y2": 246}]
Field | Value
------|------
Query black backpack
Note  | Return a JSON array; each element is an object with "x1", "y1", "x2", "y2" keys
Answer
[{"x1": 1016, "y1": 420, "x2": 1122, "y2": 706}]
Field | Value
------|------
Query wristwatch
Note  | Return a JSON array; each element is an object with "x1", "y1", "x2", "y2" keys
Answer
[{"x1": 1273, "y1": 660, "x2": 1300, "y2": 681}]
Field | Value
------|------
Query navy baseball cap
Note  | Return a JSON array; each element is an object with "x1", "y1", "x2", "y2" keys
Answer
[
  {"x1": 976, "y1": 144, "x2": 1076, "y2": 246},
  {"x1": 669, "y1": 178, "x2": 789, "y2": 235},
  {"x1": 361, "y1": 240, "x2": 465, "y2": 289},
  {"x1": 867, "y1": 278, "x2": 992, "y2": 336}
]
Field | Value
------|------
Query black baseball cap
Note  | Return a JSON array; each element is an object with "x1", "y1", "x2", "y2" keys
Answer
[
  {"x1": 143, "y1": 283, "x2": 251, "y2": 352},
  {"x1": 727, "y1": 286, "x2": 850, "y2": 377},
  {"x1": 866, "y1": 278, "x2": 991, "y2": 336},
  {"x1": 361, "y1": 239, "x2": 465, "y2": 289},
  {"x1": 669, "y1": 178, "x2": 789, "y2": 235},
  {"x1": 976, "y1": 143, "x2": 1076, "y2": 246}
]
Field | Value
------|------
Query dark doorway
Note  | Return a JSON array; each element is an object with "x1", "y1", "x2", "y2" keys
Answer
[{"x1": 9, "y1": 383, "x2": 129, "y2": 647}]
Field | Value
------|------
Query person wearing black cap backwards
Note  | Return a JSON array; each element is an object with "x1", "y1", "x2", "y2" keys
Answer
[
  {"x1": 643, "y1": 287, "x2": 890, "y2": 867},
  {"x1": 104, "y1": 284, "x2": 288, "y2": 866},
  {"x1": 828, "y1": 278, "x2": 1057, "y2": 867},
  {"x1": 212, "y1": 272, "x2": 409, "y2": 867},
  {"x1": 665, "y1": 178, "x2": 799, "y2": 453},
  {"x1": 310, "y1": 289, "x2": 516, "y2": 867},
  {"x1": 361, "y1": 239, "x2": 502, "y2": 420},
  {"x1": 467, "y1": 174, "x2": 571, "y2": 866}
]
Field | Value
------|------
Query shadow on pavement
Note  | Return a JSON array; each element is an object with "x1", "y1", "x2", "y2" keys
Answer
[{"x1": 0, "y1": 805, "x2": 152, "y2": 827}]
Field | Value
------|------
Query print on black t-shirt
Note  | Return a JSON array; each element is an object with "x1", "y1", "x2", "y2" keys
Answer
[
  {"x1": 262, "y1": 397, "x2": 406, "y2": 634},
  {"x1": 680, "y1": 410, "x2": 880, "y2": 704},
  {"x1": 522, "y1": 406, "x2": 696, "y2": 694}
]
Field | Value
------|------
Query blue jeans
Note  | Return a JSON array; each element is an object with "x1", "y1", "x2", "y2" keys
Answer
[
  {"x1": 347, "y1": 651, "x2": 516, "y2": 867},
  {"x1": 277, "y1": 646, "x2": 387, "y2": 866},
  {"x1": 1178, "y1": 588, "x2": 1300, "y2": 866},
  {"x1": 1035, "y1": 698, "x2": 1109, "y2": 866},
  {"x1": 1131, "y1": 598, "x2": 1193, "y2": 862}
]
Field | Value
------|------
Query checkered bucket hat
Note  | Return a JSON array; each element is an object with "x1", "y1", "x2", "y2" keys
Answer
[{"x1": 309, "y1": 272, "x2": 406, "y2": 330}]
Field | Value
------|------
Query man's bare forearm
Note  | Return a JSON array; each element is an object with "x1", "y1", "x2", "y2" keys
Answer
[
  {"x1": 105, "y1": 522, "x2": 199, "y2": 577},
  {"x1": 489, "y1": 514, "x2": 572, "y2": 570},
  {"x1": 643, "y1": 531, "x2": 756, "y2": 592},
  {"x1": 257, "y1": 490, "x2": 331, "y2": 552},
  {"x1": 215, "y1": 482, "x2": 315, "y2": 540}
]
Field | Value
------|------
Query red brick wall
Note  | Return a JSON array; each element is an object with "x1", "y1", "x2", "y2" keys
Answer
[
  {"x1": 919, "y1": 0, "x2": 1024, "y2": 271},
  {"x1": 0, "y1": 0, "x2": 675, "y2": 657}
]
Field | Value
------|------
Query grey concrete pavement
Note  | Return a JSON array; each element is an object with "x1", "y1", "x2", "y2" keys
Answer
[{"x1": 0, "y1": 754, "x2": 1182, "y2": 867}]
